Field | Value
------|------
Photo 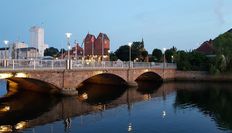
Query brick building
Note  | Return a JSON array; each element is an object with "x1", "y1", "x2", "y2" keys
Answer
[
  {"x1": 62, "y1": 42, "x2": 83, "y2": 59},
  {"x1": 84, "y1": 33, "x2": 96, "y2": 56},
  {"x1": 84, "y1": 32, "x2": 110, "y2": 61}
]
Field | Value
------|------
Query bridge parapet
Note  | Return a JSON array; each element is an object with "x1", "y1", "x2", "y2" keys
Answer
[{"x1": 0, "y1": 59, "x2": 176, "y2": 70}]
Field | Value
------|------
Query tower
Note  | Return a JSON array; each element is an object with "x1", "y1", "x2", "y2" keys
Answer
[{"x1": 29, "y1": 26, "x2": 48, "y2": 57}]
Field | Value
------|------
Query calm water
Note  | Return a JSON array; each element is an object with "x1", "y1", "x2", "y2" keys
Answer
[{"x1": 1, "y1": 80, "x2": 232, "y2": 133}]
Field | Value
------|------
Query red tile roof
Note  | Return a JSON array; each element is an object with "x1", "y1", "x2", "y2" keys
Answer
[{"x1": 196, "y1": 39, "x2": 215, "y2": 55}]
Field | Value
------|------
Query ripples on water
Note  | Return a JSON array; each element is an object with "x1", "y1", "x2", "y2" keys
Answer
[{"x1": 1, "y1": 82, "x2": 232, "y2": 133}]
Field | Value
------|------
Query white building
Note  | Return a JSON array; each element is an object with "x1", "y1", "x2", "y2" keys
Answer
[
  {"x1": 29, "y1": 26, "x2": 48, "y2": 57},
  {"x1": 12, "y1": 42, "x2": 27, "y2": 49},
  {"x1": 15, "y1": 47, "x2": 39, "y2": 59},
  {"x1": 0, "y1": 47, "x2": 10, "y2": 60}
]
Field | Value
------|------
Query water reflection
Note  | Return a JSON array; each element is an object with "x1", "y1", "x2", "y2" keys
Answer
[
  {"x1": 77, "y1": 84, "x2": 127, "y2": 105},
  {"x1": 1, "y1": 82, "x2": 232, "y2": 132},
  {"x1": 0, "y1": 91, "x2": 61, "y2": 131},
  {"x1": 174, "y1": 82, "x2": 232, "y2": 131},
  {"x1": 136, "y1": 81, "x2": 162, "y2": 95}
]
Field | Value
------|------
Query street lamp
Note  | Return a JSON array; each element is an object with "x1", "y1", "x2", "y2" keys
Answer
[
  {"x1": 65, "y1": 33, "x2": 72, "y2": 69},
  {"x1": 171, "y1": 55, "x2": 174, "y2": 63},
  {"x1": 128, "y1": 42, "x2": 132, "y2": 68},
  {"x1": 101, "y1": 33, "x2": 104, "y2": 61},
  {"x1": 3, "y1": 40, "x2": 9, "y2": 67},
  {"x1": 3, "y1": 40, "x2": 9, "y2": 59},
  {"x1": 163, "y1": 48, "x2": 166, "y2": 79},
  {"x1": 65, "y1": 33, "x2": 72, "y2": 60}
]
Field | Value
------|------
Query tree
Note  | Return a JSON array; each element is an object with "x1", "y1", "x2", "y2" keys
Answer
[
  {"x1": 152, "y1": 49, "x2": 162, "y2": 62},
  {"x1": 109, "y1": 52, "x2": 118, "y2": 61},
  {"x1": 115, "y1": 40, "x2": 147, "y2": 61},
  {"x1": 115, "y1": 45, "x2": 130, "y2": 61},
  {"x1": 213, "y1": 31, "x2": 232, "y2": 72},
  {"x1": 141, "y1": 50, "x2": 148, "y2": 61},
  {"x1": 44, "y1": 47, "x2": 59, "y2": 57}
]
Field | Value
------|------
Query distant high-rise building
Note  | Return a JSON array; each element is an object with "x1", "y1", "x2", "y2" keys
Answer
[{"x1": 29, "y1": 26, "x2": 48, "y2": 57}]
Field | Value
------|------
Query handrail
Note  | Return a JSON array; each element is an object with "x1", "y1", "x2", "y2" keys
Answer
[{"x1": 0, "y1": 59, "x2": 176, "y2": 70}]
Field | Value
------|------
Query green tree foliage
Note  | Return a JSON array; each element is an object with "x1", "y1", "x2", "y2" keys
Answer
[
  {"x1": 115, "y1": 45, "x2": 130, "y2": 61},
  {"x1": 141, "y1": 50, "x2": 148, "y2": 61},
  {"x1": 213, "y1": 30, "x2": 232, "y2": 73},
  {"x1": 152, "y1": 49, "x2": 162, "y2": 62},
  {"x1": 109, "y1": 52, "x2": 118, "y2": 61},
  {"x1": 44, "y1": 47, "x2": 59, "y2": 57},
  {"x1": 175, "y1": 51, "x2": 209, "y2": 71},
  {"x1": 115, "y1": 40, "x2": 148, "y2": 61},
  {"x1": 165, "y1": 47, "x2": 177, "y2": 63}
]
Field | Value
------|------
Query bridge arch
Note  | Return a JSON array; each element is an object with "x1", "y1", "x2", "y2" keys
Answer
[
  {"x1": 77, "y1": 73, "x2": 127, "y2": 88},
  {"x1": 6, "y1": 77, "x2": 61, "y2": 94},
  {"x1": 135, "y1": 71, "x2": 163, "y2": 82}
]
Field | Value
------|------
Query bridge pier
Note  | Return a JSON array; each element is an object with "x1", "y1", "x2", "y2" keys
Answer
[{"x1": 127, "y1": 81, "x2": 138, "y2": 87}]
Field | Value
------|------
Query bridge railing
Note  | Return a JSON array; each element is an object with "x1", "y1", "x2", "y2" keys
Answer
[
  {"x1": 0, "y1": 59, "x2": 66, "y2": 70},
  {"x1": 0, "y1": 59, "x2": 176, "y2": 70}
]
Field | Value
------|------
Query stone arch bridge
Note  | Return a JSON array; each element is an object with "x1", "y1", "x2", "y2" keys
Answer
[{"x1": 0, "y1": 67, "x2": 175, "y2": 94}]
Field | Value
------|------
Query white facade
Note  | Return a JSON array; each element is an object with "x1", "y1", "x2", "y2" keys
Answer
[
  {"x1": 29, "y1": 26, "x2": 48, "y2": 57},
  {"x1": 13, "y1": 42, "x2": 27, "y2": 49}
]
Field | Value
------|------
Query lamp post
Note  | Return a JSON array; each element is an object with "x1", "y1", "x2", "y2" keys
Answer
[
  {"x1": 163, "y1": 48, "x2": 166, "y2": 79},
  {"x1": 171, "y1": 55, "x2": 174, "y2": 63},
  {"x1": 128, "y1": 42, "x2": 132, "y2": 68},
  {"x1": 65, "y1": 33, "x2": 72, "y2": 69},
  {"x1": 3, "y1": 40, "x2": 9, "y2": 67},
  {"x1": 82, "y1": 40, "x2": 85, "y2": 64},
  {"x1": 101, "y1": 33, "x2": 104, "y2": 61}
]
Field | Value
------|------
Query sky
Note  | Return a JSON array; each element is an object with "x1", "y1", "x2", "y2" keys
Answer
[{"x1": 0, "y1": 0, "x2": 232, "y2": 53}]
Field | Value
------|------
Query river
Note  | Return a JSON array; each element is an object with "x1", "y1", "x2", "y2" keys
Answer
[{"x1": 0, "y1": 80, "x2": 232, "y2": 133}]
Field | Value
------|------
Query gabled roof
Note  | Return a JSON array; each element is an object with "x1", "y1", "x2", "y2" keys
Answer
[
  {"x1": 97, "y1": 33, "x2": 110, "y2": 41},
  {"x1": 196, "y1": 39, "x2": 215, "y2": 55},
  {"x1": 84, "y1": 33, "x2": 96, "y2": 43}
]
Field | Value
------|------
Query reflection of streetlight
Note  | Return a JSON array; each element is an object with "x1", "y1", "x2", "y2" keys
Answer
[{"x1": 128, "y1": 42, "x2": 132, "y2": 68}]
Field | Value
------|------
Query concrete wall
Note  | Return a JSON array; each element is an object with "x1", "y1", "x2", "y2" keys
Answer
[{"x1": 175, "y1": 71, "x2": 232, "y2": 82}]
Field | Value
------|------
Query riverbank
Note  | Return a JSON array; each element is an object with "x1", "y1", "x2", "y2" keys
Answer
[{"x1": 174, "y1": 71, "x2": 232, "y2": 82}]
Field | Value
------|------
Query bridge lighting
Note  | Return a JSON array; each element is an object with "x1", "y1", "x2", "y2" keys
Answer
[
  {"x1": 0, "y1": 125, "x2": 12, "y2": 132},
  {"x1": 95, "y1": 71, "x2": 104, "y2": 75},
  {"x1": 0, "y1": 106, "x2": 10, "y2": 112},
  {"x1": 0, "y1": 73, "x2": 13, "y2": 79},
  {"x1": 82, "y1": 93, "x2": 88, "y2": 100},
  {"x1": 15, "y1": 121, "x2": 27, "y2": 130},
  {"x1": 14, "y1": 73, "x2": 28, "y2": 78}
]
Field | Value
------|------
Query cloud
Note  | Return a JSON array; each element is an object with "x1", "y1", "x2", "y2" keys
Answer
[{"x1": 214, "y1": 0, "x2": 225, "y2": 24}]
